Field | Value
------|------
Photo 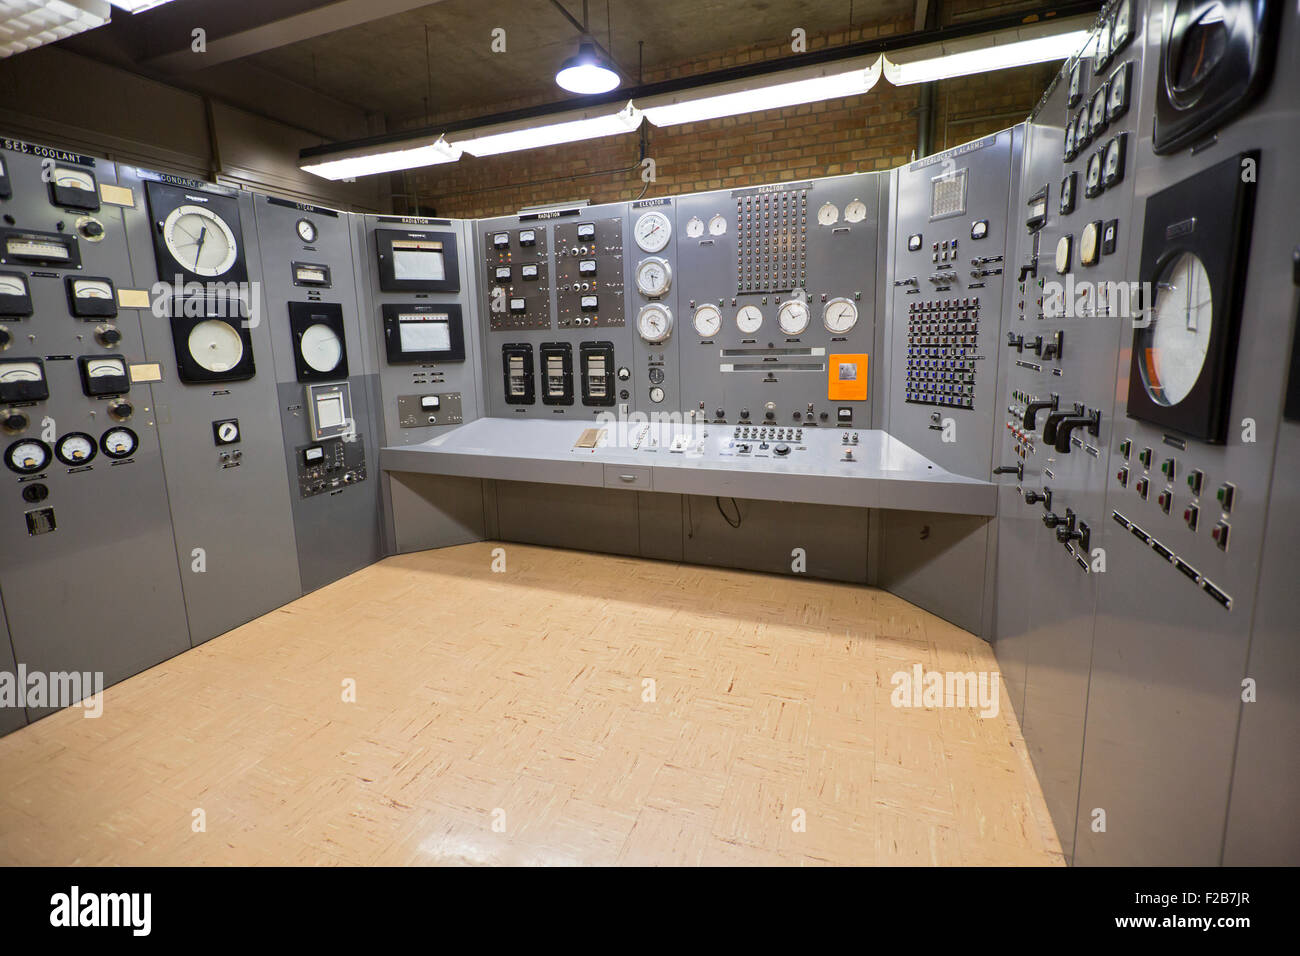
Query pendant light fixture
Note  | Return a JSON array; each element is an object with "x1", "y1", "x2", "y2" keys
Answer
[{"x1": 555, "y1": 39, "x2": 620, "y2": 94}]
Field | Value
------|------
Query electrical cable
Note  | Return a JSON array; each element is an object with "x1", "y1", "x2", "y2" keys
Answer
[{"x1": 716, "y1": 496, "x2": 742, "y2": 528}]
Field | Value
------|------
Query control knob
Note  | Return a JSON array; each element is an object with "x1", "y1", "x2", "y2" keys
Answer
[
  {"x1": 1042, "y1": 512, "x2": 1064, "y2": 529},
  {"x1": 95, "y1": 324, "x2": 122, "y2": 347},
  {"x1": 108, "y1": 400, "x2": 133, "y2": 421},
  {"x1": 773, "y1": 443, "x2": 791, "y2": 456},
  {"x1": 2, "y1": 410, "x2": 29, "y2": 433}
]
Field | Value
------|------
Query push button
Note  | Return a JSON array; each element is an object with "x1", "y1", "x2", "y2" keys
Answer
[
  {"x1": 1216, "y1": 482, "x2": 1235, "y2": 513},
  {"x1": 1186, "y1": 469, "x2": 1203, "y2": 496},
  {"x1": 1211, "y1": 520, "x2": 1230, "y2": 551}
]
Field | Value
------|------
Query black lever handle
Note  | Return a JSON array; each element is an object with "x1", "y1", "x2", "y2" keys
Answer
[
  {"x1": 1042, "y1": 511, "x2": 1064, "y2": 529},
  {"x1": 1006, "y1": 332, "x2": 1024, "y2": 352},
  {"x1": 1053, "y1": 409, "x2": 1102, "y2": 453},
  {"x1": 1026, "y1": 335, "x2": 1044, "y2": 356},
  {"x1": 993, "y1": 462, "x2": 1024, "y2": 481},
  {"x1": 1022, "y1": 394, "x2": 1059, "y2": 430},
  {"x1": 1041, "y1": 406, "x2": 1080, "y2": 444}
]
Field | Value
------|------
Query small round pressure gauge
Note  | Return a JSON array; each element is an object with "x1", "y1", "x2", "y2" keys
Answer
[
  {"x1": 296, "y1": 218, "x2": 318, "y2": 243},
  {"x1": 100, "y1": 427, "x2": 139, "y2": 460},
  {"x1": 778, "y1": 300, "x2": 810, "y2": 336},
  {"x1": 693, "y1": 303, "x2": 722, "y2": 337},
  {"x1": 635, "y1": 257, "x2": 672, "y2": 297},
  {"x1": 55, "y1": 432, "x2": 97, "y2": 466},
  {"x1": 637, "y1": 303, "x2": 673, "y2": 344},
  {"x1": 823, "y1": 297, "x2": 858, "y2": 334},
  {"x1": 736, "y1": 305, "x2": 763, "y2": 335}
]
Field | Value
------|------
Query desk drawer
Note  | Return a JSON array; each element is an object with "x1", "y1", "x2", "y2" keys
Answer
[{"x1": 603, "y1": 464, "x2": 653, "y2": 490}]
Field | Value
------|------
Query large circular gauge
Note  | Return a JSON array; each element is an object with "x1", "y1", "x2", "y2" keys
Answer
[
  {"x1": 162, "y1": 204, "x2": 239, "y2": 277},
  {"x1": 1139, "y1": 251, "x2": 1213, "y2": 407},
  {"x1": 1171, "y1": 2, "x2": 1229, "y2": 91},
  {"x1": 1055, "y1": 235, "x2": 1073, "y2": 274},
  {"x1": 636, "y1": 303, "x2": 673, "y2": 344},
  {"x1": 778, "y1": 299, "x2": 810, "y2": 336},
  {"x1": 5, "y1": 438, "x2": 50, "y2": 475},
  {"x1": 55, "y1": 432, "x2": 97, "y2": 466},
  {"x1": 823, "y1": 297, "x2": 859, "y2": 334},
  {"x1": 844, "y1": 200, "x2": 867, "y2": 223},
  {"x1": 299, "y1": 323, "x2": 343, "y2": 373},
  {"x1": 693, "y1": 303, "x2": 722, "y2": 337},
  {"x1": 633, "y1": 211, "x2": 672, "y2": 253},
  {"x1": 187, "y1": 319, "x2": 245, "y2": 373},
  {"x1": 100, "y1": 426, "x2": 139, "y2": 460},
  {"x1": 634, "y1": 257, "x2": 672, "y2": 297},
  {"x1": 736, "y1": 305, "x2": 763, "y2": 335}
]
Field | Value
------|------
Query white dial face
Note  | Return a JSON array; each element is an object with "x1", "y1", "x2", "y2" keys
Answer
[
  {"x1": 54, "y1": 167, "x2": 95, "y2": 193},
  {"x1": 817, "y1": 202, "x2": 839, "y2": 226},
  {"x1": 0, "y1": 274, "x2": 28, "y2": 297},
  {"x1": 187, "y1": 319, "x2": 244, "y2": 373},
  {"x1": 1091, "y1": 88, "x2": 1107, "y2": 131},
  {"x1": 844, "y1": 200, "x2": 867, "y2": 223},
  {"x1": 7, "y1": 440, "x2": 48, "y2": 473},
  {"x1": 1056, "y1": 235, "x2": 1072, "y2": 274},
  {"x1": 636, "y1": 303, "x2": 673, "y2": 344},
  {"x1": 823, "y1": 297, "x2": 858, "y2": 334},
  {"x1": 73, "y1": 279, "x2": 113, "y2": 300},
  {"x1": 296, "y1": 218, "x2": 317, "y2": 243},
  {"x1": 778, "y1": 300, "x2": 810, "y2": 336},
  {"x1": 0, "y1": 360, "x2": 42, "y2": 383},
  {"x1": 736, "y1": 305, "x2": 763, "y2": 335},
  {"x1": 633, "y1": 211, "x2": 672, "y2": 252},
  {"x1": 102, "y1": 428, "x2": 137, "y2": 458},
  {"x1": 1093, "y1": 20, "x2": 1111, "y2": 69},
  {"x1": 685, "y1": 216, "x2": 704, "y2": 239},
  {"x1": 1104, "y1": 138, "x2": 1123, "y2": 180},
  {"x1": 635, "y1": 257, "x2": 672, "y2": 297},
  {"x1": 1114, "y1": 0, "x2": 1131, "y2": 44},
  {"x1": 1080, "y1": 222, "x2": 1101, "y2": 265},
  {"x1": 300, "y1": 323, "x2": 343, "y2": 373},
  {"x1": 1144, "y1": 252, "x2": 1213, "y2": 407},
  {"x1": 693, "y1": 303, "x2": 722, "y2": 337},
  {"x1": 86, "y1": 357, "x2": 125, "y2": 378},
  {"x1": 648, "y1": 386, "x2": 665, "y2": 403},
  {"x1": 1086, "y1": 153, "x2": 1102, "y2": 191},
  {"x1": 708, "y1": 214, "x2": 727, "y2": 236},
  {"x1": 163, "y1": 204, "x2": 238, "y2": 277},
  {"x1": 7, "y1": 238, "x2": 67, "y2": 261},
  {"x1": 56, "y1": 433, "x2": 95, "y2": 464}
]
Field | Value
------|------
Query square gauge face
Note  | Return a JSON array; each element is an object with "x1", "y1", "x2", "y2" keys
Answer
[
  {"x1": 577, "y1": 223, "x2": 596, "y2": 240},
  {"x1": 77, "y1": 354, "x2": 130, "y2": 396},
  {"x1": 48, "y1": 165, "x2": 99, "y2": 212},
  {"x1": 0, "y1": 271, "x2": 33, "y2": 317},
  {"x1": 66, "y1": 276, "x2": 118, "y2": 318},
  {"x1": 0, "y1": 156, "x2": 10, "y2": 199}
]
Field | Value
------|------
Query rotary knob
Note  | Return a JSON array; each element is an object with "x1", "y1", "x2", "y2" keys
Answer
[
  {"x1": 0, "y1": 325, "x2": 10, "y2": 349},
  {"x1": 108, "y1": 400, "x2": 133, "y2": 421},
  {"x1": 95, "y1": 324, "x2": 122, "y2": 347},
  {"x1": 3, "y1": 410, "x2": 29, "y2": 433}
]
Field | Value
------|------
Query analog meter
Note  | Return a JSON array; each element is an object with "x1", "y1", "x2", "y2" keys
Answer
[
  {"x1": 735, "y1": 305, "x2": 763, "y2": 335},
  {"x1": 778, "y1": 299, "x2": 810, "y2": 336},
  {"x1": 187, "y1": 319, "x2": 245, "y2": 374},
  {"x1": 633, "y1": 211, "x2": 672, "y2": 252},
  {"x1": 636, "y1": 303, "x2": 673, "y2": 344},
  {"x1": 55, "y1": 432, "x2": 97, "y2": 466},
  {"x1": 163, "y1": 204, "x2": 239, "y2": 278},
  {"x1": 693, "y1": 303, "x2": 722, "y2": 337},
  {"x1": 844, "y1": 200, "x2": 867, "y2": 223},
  {"x1": 822, "y1": 297, "x2": 859, "y2": 334},
  {"x1": 100, "y1": 427, "x2": 139, "y2": 460},
  {"x1": 685, "y1": 216, "x2": 704, "y2": 239},
  {"x1": 299, "y1": 323, "x2": 344, "y2": 374},
  {"x1": 708, "y1": 214, "x2": 727, "y2": 236},
  {"x1": 634, "y1": 257, "x2": 672, "y2": 297},
  {"x1": 5, "y1": 438, "x2": 50, "y2": 475},
  {"x1": 1140, "y1": 252, "x2": 1213, "y2": 407}
]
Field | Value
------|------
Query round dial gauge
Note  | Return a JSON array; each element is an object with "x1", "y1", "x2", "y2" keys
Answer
[
  {"x1": 685, "y1": 216, "x2": 705, "y2": 239},
  {"x1": 163, "y1": 204, "x2": 238, "y2": 277},
  {"x1": 648, "y1": 386, "x2": 665, "y2": 404},
  {"x1": 708, "y1": 214, "x2": 727, "y2": 236},
  {"x1": 1141, "y1": 251, "x2": 1213, "y2": 407},
  {"x1": 1104, "y1": 137, "x2": 1124, "y2": 181},
  {"x1": 101, "y1": 429, "x2": 139, "y2": 463},
  {"x1": 5, "y1": 438, "x2": 50, "y2": 475},
  {"x1": 1055, "y1": 235, "x2": 1073, "y2": 274},
  {"x1": 823, "y1": 297, "x2": 858, "y2": 334},
  {"x1": 73, "y1": 279, "x2": 113, "y2": 300},
  {"x1": 296, "y1": 218, "x2": 317, "y2": 243},
  {"x1": 100, "y1": 427, "x2": 139, "y2": 460},
  {"x1": 300, "y1": 323, "x2": 343, "y2": 373},
  {"x1": 844, "y1": 200, "x2": 867, "y2": 223},
  {"x1": 693, "y1": 303, "x2": 722, "y2": 337},
  {"x1": 636, "y1": 303, "x2": 673, "y2": 344},
  {"x1": 187, "y1": 319, "x2": 244, "y2": 373},
  {"x1": 55, "y1": 432, "x2": 97, "y2": 466},
  {"x1": 1086, "y1": 152, "x2": 1103, "y2": 193},
  {"x1": 633, "y1": 211, "x2": 672, "y2": 252},
  {"x1": 634, "y1": 257, "x2": 672, "y2": 297},
  {"x1": 817, "y1": 202, "x2": 839, "y2": 226},
  {"x1": 778, "y1": 300, "x2": 810, "y2": 336},
  {"x1": 735, "y1": 305, "x2": 763, "y2": 335},
  {"x1": 1080, "y1": 221, "x2": 1102, "y2": 266},
  {"x1": 1092, "y1": 19, "x2": 1111, "y2": 71}
]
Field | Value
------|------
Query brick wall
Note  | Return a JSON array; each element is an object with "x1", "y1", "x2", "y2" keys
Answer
[{"x1": 401, "y1": 9, "x2": 1057, "y2": 218}]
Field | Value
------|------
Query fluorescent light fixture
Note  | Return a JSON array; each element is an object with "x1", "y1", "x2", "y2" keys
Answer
[
  {"x1": 107, "y1": 0, "x2": 177, "y2": 11},
  {"x1": 301, "y1": 136, "x2": 462, "y2": 181},
  {"x1": 556, "y1": 40, "x2": 620, "y2": 95},
  {"x1": 640, "y1": 56, "x2": 883, "y2": 127},
  {"x1": 453, "y1": 101, "x2": 642, "y2": 157},
  {"x1": 882, "y1": 17, "x2": 1092, "y2": 85},
  {"x1": 0, "y1": 0, "x2": 110, "y2": 58}
]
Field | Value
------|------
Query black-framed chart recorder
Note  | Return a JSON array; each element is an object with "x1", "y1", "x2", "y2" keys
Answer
[
  {"x1": 375, "y1": 229, "x2": 460, "y2": 292},
  {"x1": 382, "y1": 303, "x2": 466, "y2": 364}
]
